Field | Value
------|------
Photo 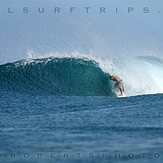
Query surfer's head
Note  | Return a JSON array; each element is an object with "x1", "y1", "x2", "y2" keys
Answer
[{"x1": 110, "y1": 75, "x2": 113, "y2": 79}]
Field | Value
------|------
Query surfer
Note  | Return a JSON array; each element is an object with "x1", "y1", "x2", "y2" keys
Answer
[{"x1": 110, "y1": 75, "x2": 124, "y2": 96}]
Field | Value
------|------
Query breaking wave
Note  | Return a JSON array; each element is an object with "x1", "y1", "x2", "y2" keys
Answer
[
  {"x1": 0, "y1": 57, "x2": 115, "y2": 96},
  {"x1": 0, "y1": 54, "x2": 163, "y2": 97}
]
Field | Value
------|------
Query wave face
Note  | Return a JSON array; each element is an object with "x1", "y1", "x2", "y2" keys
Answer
[{"x1": 0, "y1": 58, "x2": 115, "y2": 96}]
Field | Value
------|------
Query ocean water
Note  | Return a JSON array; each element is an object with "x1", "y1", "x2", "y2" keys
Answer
[{"x1": 0, "y1": 57, "x2": 163, "y2": 163}]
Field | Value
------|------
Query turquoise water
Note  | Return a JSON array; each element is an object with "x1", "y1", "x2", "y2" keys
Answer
[{"x1": 0, "y1": 58, "x2": 114, "y2": 96}]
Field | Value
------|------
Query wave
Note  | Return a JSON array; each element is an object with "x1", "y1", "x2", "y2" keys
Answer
[
  {"x1": 1, "y1": 54, "x2": 163, "y2": 97},
  {"x1": 0, "y1": 57, "x2": 115, "y2": 96}
]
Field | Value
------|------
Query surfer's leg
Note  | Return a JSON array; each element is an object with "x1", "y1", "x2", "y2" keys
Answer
[
  {"x1": 119, "y1": 87, "x2": 123, "y2": 95},
  {"x1": 122, "y1": 85, "x2": 124, "y2": 92},
  {"x1": 119, "y1": 82, "x2": 124, "y2": 95}
]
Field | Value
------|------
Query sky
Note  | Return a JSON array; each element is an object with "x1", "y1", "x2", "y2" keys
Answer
[{"x1": 0, "y1": 0, "x2": 163, "y2": 64}]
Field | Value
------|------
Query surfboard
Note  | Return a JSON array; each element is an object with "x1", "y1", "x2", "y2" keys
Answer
[
  {"x1": 118, "y1": 93, "x2": 126, "y2": 98},
  {"x1": 114, "y1": 88, "x2": 126, "y2": 98}
]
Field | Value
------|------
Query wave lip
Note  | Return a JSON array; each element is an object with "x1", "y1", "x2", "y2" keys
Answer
[{"x1": 0, "y1": 57, "x2": 115, "y2": 96}]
